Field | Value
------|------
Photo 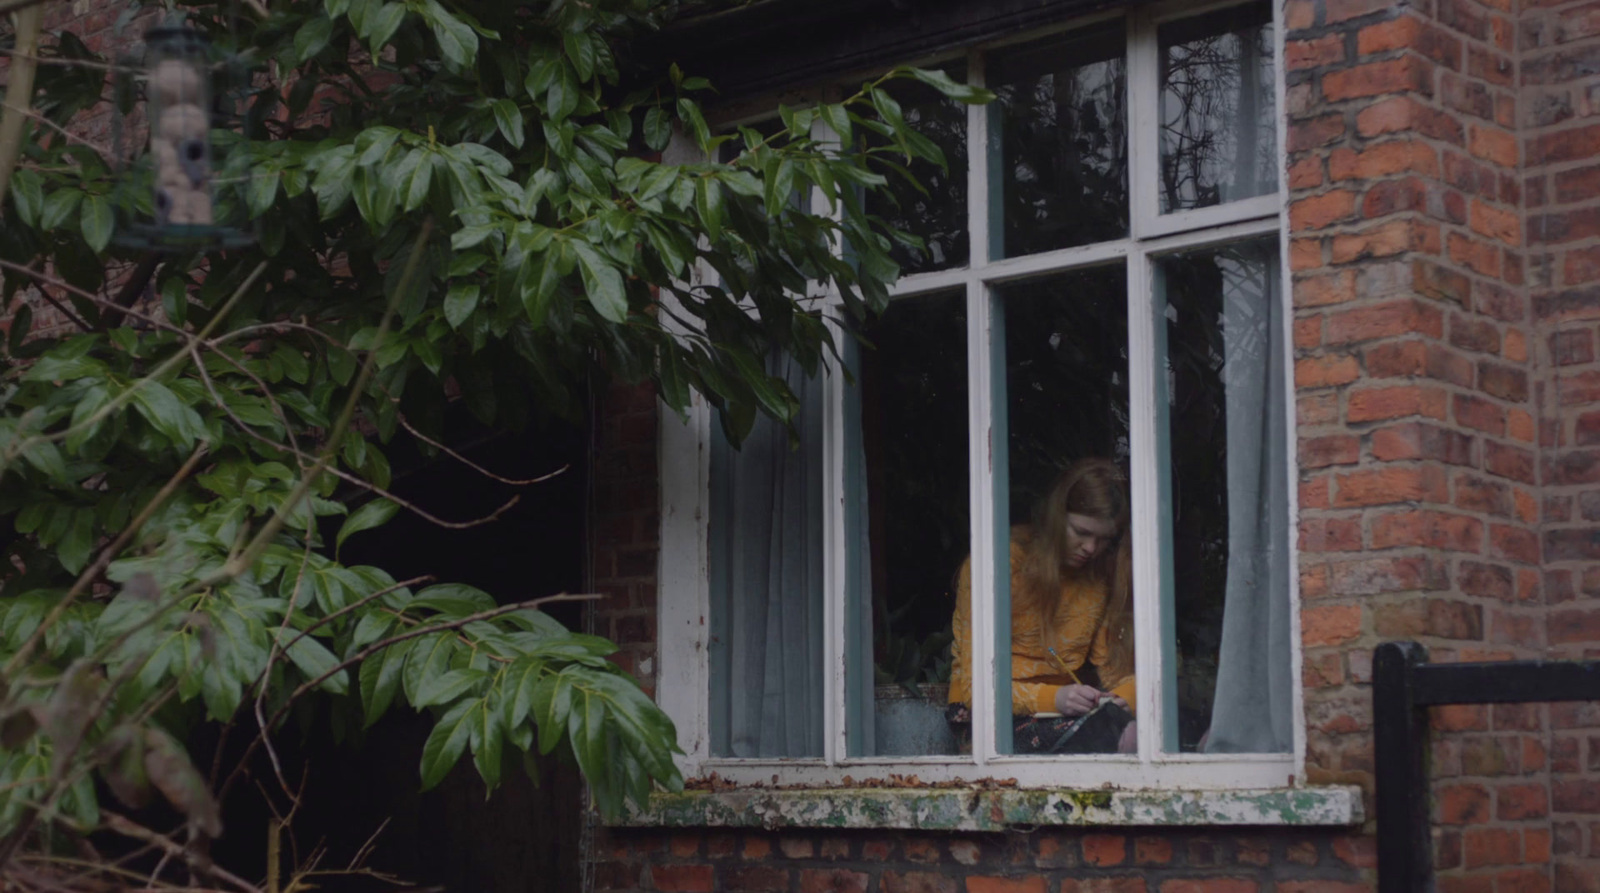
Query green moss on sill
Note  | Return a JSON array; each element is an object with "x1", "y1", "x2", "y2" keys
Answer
[{"x1": 618, "y1": 786, "x2": 1364, "y2": 831}]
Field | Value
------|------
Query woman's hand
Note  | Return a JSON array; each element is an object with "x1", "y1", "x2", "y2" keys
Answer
[{"x1": 1052, "y1": 684, "x2": 1107, "y2": 716}]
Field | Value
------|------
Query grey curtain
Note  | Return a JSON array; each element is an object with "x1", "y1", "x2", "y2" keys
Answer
[
  {"x1": 707, "y1": 353, "x2": 826, "y2": 758},
  {"x1": 1203, "y1": 248, "x2": 1292, "y2": 754}
]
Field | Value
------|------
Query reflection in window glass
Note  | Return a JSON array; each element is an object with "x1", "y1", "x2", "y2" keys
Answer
[
  {"x1": 991, "y1": 24, "x2": 1128, "y2": 257},
  {"x1": 957, "y1": 266, "x2": 1133, "y2": 756},
  {"x1": 708, "y1": 354, "x2": 825, "y2": 758},
  {"x1": 1159, "y1": 3, "x2": 1276, "y2": 213},
  {"x1": 852, "y1": 290, "x2": 969, "y2": 756},
  {"x1": 1158, "y1": 239, "x2": 1290, "y2": 753},
  {"x1": 864, "y1": 71, "x2": 970, "y2": 275}
]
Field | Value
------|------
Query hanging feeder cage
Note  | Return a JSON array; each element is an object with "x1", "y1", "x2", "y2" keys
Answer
[{"x1": 115, "y1": 23, "x2": 253, "y2": 252}]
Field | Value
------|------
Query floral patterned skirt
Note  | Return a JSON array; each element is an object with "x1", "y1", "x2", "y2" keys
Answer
[{"x1": 945, "y1": 703, "x2": 1126, "y2": 754}]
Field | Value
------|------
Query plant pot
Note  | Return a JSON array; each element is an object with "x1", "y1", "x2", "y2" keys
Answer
[{"x1": 873, "y1": 682, "x2": 957, "y2": 755}]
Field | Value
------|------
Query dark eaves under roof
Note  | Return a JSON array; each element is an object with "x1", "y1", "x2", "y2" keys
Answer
[{"x1": 642, "y1": 0, "x2": 1127, "y2": 105}]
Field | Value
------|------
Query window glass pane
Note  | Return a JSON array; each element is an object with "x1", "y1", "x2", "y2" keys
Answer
[
  {"x1": 863, "y1": 68, "x2": 970, "y2": 275},
  {"x1": 991, "y1": 24, "x2": 1128, "y2": 258},
  {"x1": 1158, "y1": 3, "x2": 1277, "y2": 213},
  {"x1": 965, "y1": 266, "x2": 1135, "y2": 756},
  {"x1": 708, "y1": 354, "x2": 826, "y2": 758},
  {"x1": 849, "y1": 289, "x2": 970, "y2": 756},
  {"x1": 1157, "y1": 238, "x2": 1290, "y2": 754}
]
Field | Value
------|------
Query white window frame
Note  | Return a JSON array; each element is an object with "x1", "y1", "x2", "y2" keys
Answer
[{"x1": 658, "y1": 0, "x2": 1303, "y2": 790}]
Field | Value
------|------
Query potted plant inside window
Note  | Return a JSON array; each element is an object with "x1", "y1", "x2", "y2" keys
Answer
[{"x1": 873, "y1": 597, "x2": 956, "y2": 754}]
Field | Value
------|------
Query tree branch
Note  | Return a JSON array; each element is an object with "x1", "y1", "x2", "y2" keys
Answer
[
  {"x1": 101, "y1": 812, "x2": 262, "y2": 893},
  {"x1": 0, "y1": 2, "x2": 42, "y2": 215}
]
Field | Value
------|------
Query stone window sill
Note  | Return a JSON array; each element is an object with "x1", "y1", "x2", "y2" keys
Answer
[{"x1": 616, "y1": 786, "x2": 1364, "y2": 831}]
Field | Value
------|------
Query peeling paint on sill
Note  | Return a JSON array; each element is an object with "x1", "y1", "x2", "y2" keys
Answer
[{"x1": 616, "y1": 786, "x2": 1364, "y2": 831}]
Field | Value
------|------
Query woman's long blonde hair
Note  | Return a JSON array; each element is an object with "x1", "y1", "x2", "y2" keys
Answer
[{"x1": 1017, "y1": 458, "x2": 1134, "y2": 684}]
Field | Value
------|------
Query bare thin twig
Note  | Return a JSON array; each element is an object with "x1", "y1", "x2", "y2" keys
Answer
[
  {"x1": 101, "y1": 813, "x2": 262, "y2": 893},
  {"x1": 0, "y1": 47, "x2": 138, "y2": 74},
  {"x1": 11, "y1": 282, "x2": 93, "y2": 333},
  {"x1": 397, "y1": 410, "x2": 569, "y2": 487},
  {"x1": 0, "y1": 99, "x2": 116, "y2": 157}
]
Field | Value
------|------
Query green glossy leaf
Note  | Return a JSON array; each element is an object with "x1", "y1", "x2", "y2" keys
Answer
[
  {"x1": 547, "y1": 64, "x2": 578, "y2": 123},
  {"x1": 351, "y1": 609, "x2": 395, "y2": 650},
  {"x1": 451, "y1": 223, "x2": 497, "y2": 250},
  {"x1": 10, "y1": 168, "x2": 43, "y2": 226},
  {"x1": 130, "y1": 381, "x2": 204, "y2": 452},
  {"x1": 365, "y1": 2, "x2": 407, "y2": 52},
  {"x1": 903, "y1": 65, "x2": 996, "y2": 103},
  {"x1": 403, "y1": 150, "x2": 435, "y2": 211},
  {"x1": 492, "y1": 99, "x2": 525, "y2": 149},
  {"x1": 336, "y1": 498, "x2": 398, "y2": 555},
  {"x1": 695, "y1": 178, "x2": 723, "y2": 241},
  {"x1": 642, "y1": 107, "x2": 671, "y2": 152},
  {"x1": 423, "y1": 0, "x2": 478, "y2": 69},
  {"x1": 821, "y1": 103, "x2": 852, "y2": 145},
  {"x1": 572, "y1": 242, "x2": 626, "y2": 323},
  {"x1": 311, "y1": 147, "x2": 358, "y2": 217},
  {"x1": 676, "y1": 98, "x2": 709, "y2": 148},
  {"x1": 282, "y1": 632, "x2": 348, "y2": 695},
  {"x1": 360, "y1": 637, "x2": 411, "y2": 727},
  {"x1": 413, "y1": 669, "x2": 484, "y2": 708},
  {"x1": 444, "y1": 282, "x2": 480, "y2": 329},
  {"x1": 294, "y1": 16, "x2": 334, "y2": 63},
  {"x1": 409, "y1": 583, "x2": 495, "y2": 616},
  {"x1": 41, "y1": 189, "x2": 81, "y2": 230},
  {"x1": 472, "y1": 700, "x2": 503, "y2": 789},
  {"x1": 419, "y1": 698, "x2": 476, "y2": 790},
  {"x1": 403, "y1": 633, "x2": 454, "y2": 703},
  {"x1": 563, "y1": 32, "x2": 595, "y2": 82},
  {"x1": 416, "y1": 704, "x2": 470, "y2": 793},
  {"x1": 79, "y1": 194, "x2": 113, "y2": 253},
  {"x1": 246, "y1": 168, "x2": 280, "y2": 217}
]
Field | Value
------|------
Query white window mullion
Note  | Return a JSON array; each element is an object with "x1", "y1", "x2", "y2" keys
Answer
[
  {"x1": 964, "y1": 47, "x2": 1002, "y2": 765},
  {"x1": 1126, "y1": 246, "x2": 1166, "y2": 764},
  {"x1": 1127, "y1": 9, "x2": 1169, "y2": 765},
  {"x1": 966, "y1": 282, "x2": 999, "y2": 765},
  {"x1": 822, "y1": 308, "x2": 850, "y2": 766},
  {"x1": 658, "y1": 391, "x2": 712, "y2": 772},
  {"x1": 1127, "y1": 11, "x2": 1160, "y2": 239},
  {"x1": 1142, "y1": 194, "x2": 1282, "y2": 239},
  {"x1": 657, "y1": 131, "x2": 720, "y2": 775},
  {"x1": 1269, "y1": 0, "x2": 1308, "y2": 784},
  {"x1": 967, "y1": 47, "x2": 992, "y2": 272},
  {"x1": 814, "y1": 113, "x2": 851, "y2": 767}
]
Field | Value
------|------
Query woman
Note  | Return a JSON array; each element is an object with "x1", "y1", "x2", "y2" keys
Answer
[{"x1": 946, "y1": 458, "x2": 1136, "y2": 754}]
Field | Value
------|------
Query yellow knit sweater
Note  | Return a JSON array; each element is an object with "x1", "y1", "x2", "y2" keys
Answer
[{"x1": 947, "y1": 533, "x2": 1137, "y2": 717}]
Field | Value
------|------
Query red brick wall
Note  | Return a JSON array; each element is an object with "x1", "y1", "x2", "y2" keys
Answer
[
  {"x1": 591, "y1": 381, "x2": 663, "y2": 698},
  {"x1": 1285, "y1": 0, "x2": 1564, "y2": 888},
  {"x1": 1523, "y1": 0, "x2": 1600, "y2": 881}
]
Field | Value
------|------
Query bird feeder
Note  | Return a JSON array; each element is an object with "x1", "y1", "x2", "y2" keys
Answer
[{"x1": 115, "y1": 24, "x2": 252, "y2": 251}]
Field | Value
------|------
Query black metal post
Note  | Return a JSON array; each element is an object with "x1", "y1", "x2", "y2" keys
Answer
[
  {"x1": 1375, "y1": 644, "x2": 1600, "y2": 892},
  {"x1": 1374, "y1": 641, "x2": 1431, "y2": 893}
]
